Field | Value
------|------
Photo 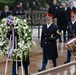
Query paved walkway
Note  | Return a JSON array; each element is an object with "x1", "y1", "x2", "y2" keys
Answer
[
  {"x1": 0, "y1": 38, "x2": 75, "y2": 75},
  {"x1": 0, "y1": 25, "x2": 75, "y2": 75}
]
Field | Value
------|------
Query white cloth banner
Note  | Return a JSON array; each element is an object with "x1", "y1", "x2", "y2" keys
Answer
[
  {"x1": 57, "y1": 73, "x2": 60, "y2": 75},
  {"x1": 64, "y1": 70, "x2": 67, "y2": 75},
  {"x1": 70, "y1": 65, "x2": 75, "y2": 75}
]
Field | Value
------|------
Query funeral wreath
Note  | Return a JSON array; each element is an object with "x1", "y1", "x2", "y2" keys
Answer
[{"x1": 0, "y1": 16, "x2": 33, "y2": 60}]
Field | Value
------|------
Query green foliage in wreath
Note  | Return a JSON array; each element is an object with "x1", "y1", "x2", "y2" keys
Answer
[{"x1": 0, "y1": 16, "x2": 33, "y2": 61}]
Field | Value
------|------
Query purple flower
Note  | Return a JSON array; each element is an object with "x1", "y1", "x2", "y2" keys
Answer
[{"x1": 7, "y1": 16, "x2": 15, "y2": 26}]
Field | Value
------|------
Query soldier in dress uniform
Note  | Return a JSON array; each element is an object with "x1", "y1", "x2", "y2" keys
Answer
[
  {"x1": 56, "y1": 3, "x2": 68, "y2": 42},
  {"x1": 64, "y1": 10, "x2": 76, "y2": 64},
  {"x1": 67, "y1": 1, "x2": 76, "y2": 40},
  {"x1": 38, "y1": 14, "x2": 61, "y2": 72}
]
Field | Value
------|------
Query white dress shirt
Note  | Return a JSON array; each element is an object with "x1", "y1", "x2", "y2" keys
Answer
[
  {"x1": 72, "y1": 20, "x2": 76, "y2": 24},
  {"x1": 47, "y1": 22, "x2": 52, "y2": 28}
]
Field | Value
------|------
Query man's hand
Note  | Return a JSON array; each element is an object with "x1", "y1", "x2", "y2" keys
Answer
[
  {"x1": 20, "y1": 11, "x2": 22, "y2": 14},
  {"x1": 16, "y1": 11, "x2": 19, "y2": 14}
]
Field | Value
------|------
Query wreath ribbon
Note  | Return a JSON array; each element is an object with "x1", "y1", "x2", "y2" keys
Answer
[{"x1": 8, "y1": 26, "x2": 14, "y2": 58}]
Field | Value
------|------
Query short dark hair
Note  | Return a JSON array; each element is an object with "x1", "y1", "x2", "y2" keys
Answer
[
  {"x1": 16, "y1": 2, "x2": 20, "y2": 5},
  {"x1": 69, "y1": 1, "x2": 73, "y2": 4}
]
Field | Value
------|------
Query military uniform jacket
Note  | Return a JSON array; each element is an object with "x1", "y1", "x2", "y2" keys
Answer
[
  {"x1": 67, "y1": 7, "x2": 76, "y2": 21},
  {"x1": 68, "y1": 21, "x2": 76, "y2": 39},
  {"x1": 41, "y1": 23, "x2": 61, "y2": 60}
]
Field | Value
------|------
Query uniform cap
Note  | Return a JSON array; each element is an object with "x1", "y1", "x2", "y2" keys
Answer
[
  {"x1": 70, "y1": 11, "x2": 76, "y2": 15},
  {"x1": 45, "y1": 14, "x2": 54, "y2": 18}
]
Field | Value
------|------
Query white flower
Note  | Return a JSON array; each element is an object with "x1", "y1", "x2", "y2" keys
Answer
[
  {"x1": 2, "y1": 18, "x2": 7, "y2": 22},
  {"x1": 0, "y1": 16, "x2": 33, "y2": 61},
  {"x1": 23, "y1": 27, "x2": 27, "y2": 29},
  {"x1": 0, "y1": 28, "x2": 2, "y2": 32},
  {"x1": 24, "y1": 19, "x2": 27, "y2": 22},
  {"x1": 14, "y1": 18, "x2": 20, "y2": 25},
  {"x1": 25, "y1": 25, "x2": 28, "y2": 29},
  {"x1": 22, "y1": 41, "x2": 24, "y2": 44},
  {"x1": 25, "y1": 33, "x2": 27, "y2": 36},
  {"x1": 18, "y1": 42, "x2": 23, "y2": 48},
  {"x1": 0, "y1": 42, "x2": 3, "y2": 46}
]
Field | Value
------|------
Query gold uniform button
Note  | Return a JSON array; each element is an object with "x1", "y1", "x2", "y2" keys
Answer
[
  {"x1": 45, "y1": 42, "x2": 47, "y2": 44},
  {"x1": 45, "y1": 34, "x2": 46, "y2": 35},
  {"x1": 45, "y1": 38, "x2": 47, "y2": 39}
]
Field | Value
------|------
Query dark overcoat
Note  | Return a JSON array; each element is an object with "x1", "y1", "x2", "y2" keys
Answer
[
  {"x1": 41, "y1": 23, "x2": 60, "y2": 60},
  {"x1": 56, "y1": 8, "x2": 68, "y2": 30},
  {"x1": 48, "y1": 4, "x2": 59, "y2": 18},
  {"x1": 68, "y1": 22, "x2": 76, "y2": 39},
  {"x1": 13, "y1": 7, "x2": 25, "y2": 16},
  {"x1": 72, "y1": 22, "x2": 76, "y2": 36},
  {"x1": 0, "y1": 11, "x2": 11, "y2": 19}
]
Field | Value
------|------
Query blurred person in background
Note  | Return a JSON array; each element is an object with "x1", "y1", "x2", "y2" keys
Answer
[
  {"x1": 19, "y1": 2, "x2": 23, "y2": 8},
  {"x1": 12, "y1": 2, "x2": 25, "y2": 16},
  {"x1": 0, "y1": 5, "x2": 11, "y2": 19},
  {"x1": 48, "y1": 0, "x2": 59, "y2": 25},
  {"x1": 56, "y1": 3, "x2": 68, "y2": 42}
]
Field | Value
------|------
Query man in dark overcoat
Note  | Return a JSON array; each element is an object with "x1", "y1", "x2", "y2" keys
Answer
[
  {"x1": 38, "y1": 14, "x2": 61, "y2": 72},
  {"x1": 48, "y1": 0, "x2": 59, "y2": 18},
  {"x1": 56, "y1": 3, "x2": 68, "y2": 42},
  {"x1": 48, "y1": 0, "x2": 59, "y2": 25},
  {"x1": 12, "y1": 2, "x2": 25, "y2": 16},
  {"x1": 64, "y1": 11, "x2": 76, "y2": 64}
]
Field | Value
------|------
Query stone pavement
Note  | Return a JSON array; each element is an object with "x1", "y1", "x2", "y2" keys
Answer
[{"x1": 0, "y1": 38, "x2": 75, "y2": 75}]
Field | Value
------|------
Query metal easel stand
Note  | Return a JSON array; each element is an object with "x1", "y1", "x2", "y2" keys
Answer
[
  {"x1": 4, "y1": 58, "x2": 24, "y2": 75},
  {"x1": 5, "y1": 36, "x2": 24, "y2": 75}
]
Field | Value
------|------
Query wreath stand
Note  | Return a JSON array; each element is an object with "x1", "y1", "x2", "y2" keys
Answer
[
  {"x1": 4, "y1": 54, "x2": 24, "y2": 75},
  {"x1": 4, "y1": 36, "x2": 25, "y2": 75}
]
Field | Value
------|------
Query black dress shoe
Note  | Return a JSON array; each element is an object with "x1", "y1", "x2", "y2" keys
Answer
[
  {"x1": 64, "y1": 61, "x2": 70, "y2": 64},
  {"x1": 53, "y1": 65, "x2": 56, "y2": 67},
  {"x1": 38, "y1": 69, "x2": 45, "y2": 72}
]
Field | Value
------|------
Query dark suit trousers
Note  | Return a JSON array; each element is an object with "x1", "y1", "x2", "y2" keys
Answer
[
  {"x1": 66, "y1": 50, "x2": 71, "y2": 62},
  {"x1": 12, "y1": 61, "x2": 28, "y2": 75},
  {"x1": 41, "y1": 51, "x2": 57, "y2": 70}
]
